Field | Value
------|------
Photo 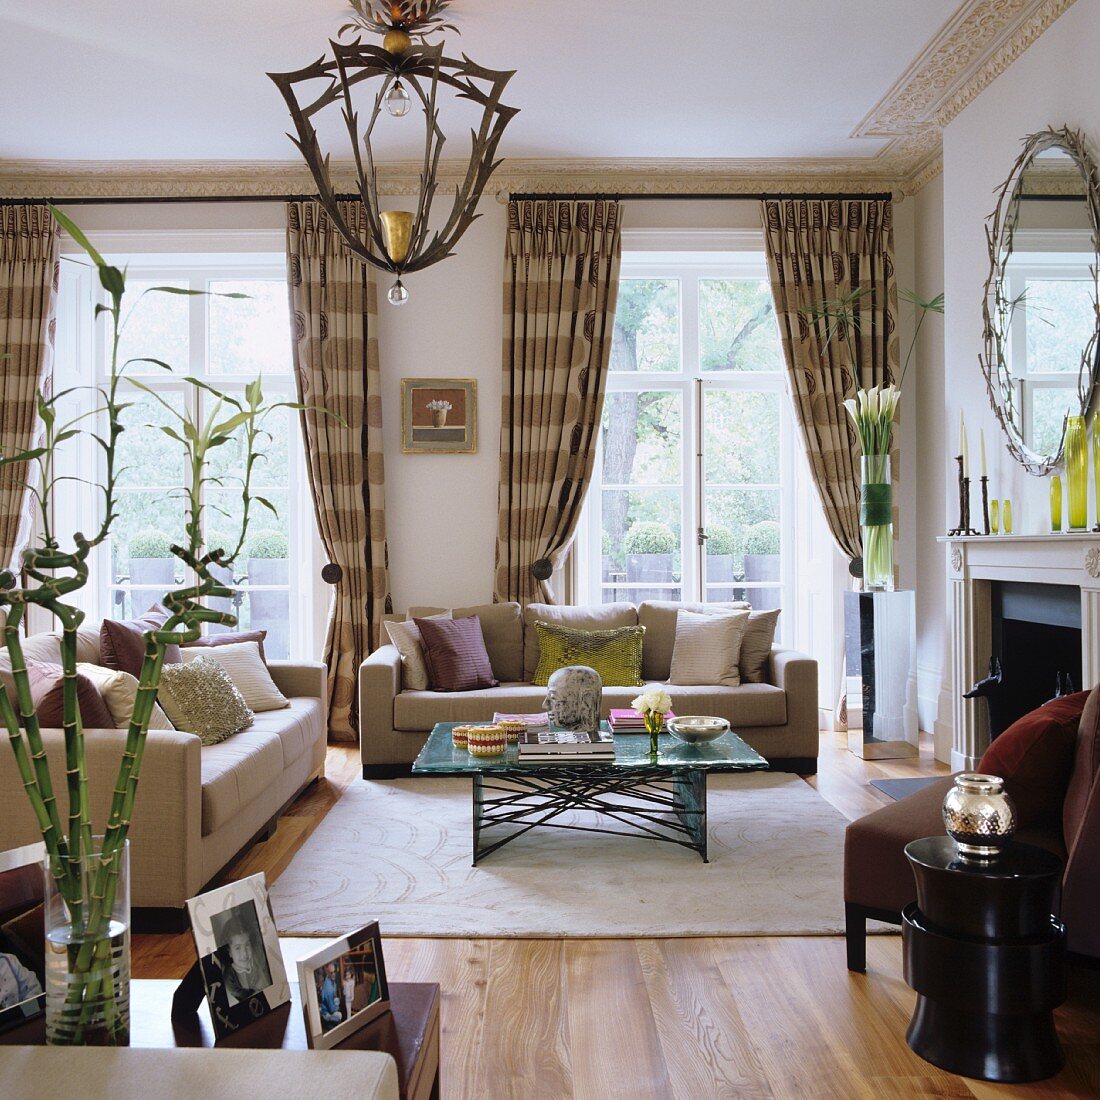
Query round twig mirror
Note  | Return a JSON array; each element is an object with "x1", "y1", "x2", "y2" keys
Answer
[{"x1": 980, "y1": 126, "x2": 1100, "y2": 475}]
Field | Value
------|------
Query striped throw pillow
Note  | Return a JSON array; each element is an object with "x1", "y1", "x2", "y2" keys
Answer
[
  {"x1": 415, "y1": 616, "x2": 499, "y2": 692},
  {"x1": 532, "y1": 622, "x2": 645, "y2": 687},
  {"x1": 180, "y1": 640, "x2": 289, "y2": 712}
]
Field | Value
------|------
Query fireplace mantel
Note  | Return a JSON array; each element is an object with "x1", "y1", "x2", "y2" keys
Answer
[{"x1": 941, "y1": 532, "x2": 1100, "y2": 769}]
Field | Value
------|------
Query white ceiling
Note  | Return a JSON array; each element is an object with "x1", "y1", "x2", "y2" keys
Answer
[{"x1": 1, "y1": 0, "x2": 961, "y2": 163}]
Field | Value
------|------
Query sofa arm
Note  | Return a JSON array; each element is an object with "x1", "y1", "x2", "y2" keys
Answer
[
  {"x1": 769, "y1": 645, "x2": 819, "y2": 756},
  {"x1": 1062, "y1": 773, "x2": 1100, "y2": 960},
  {"x1": 0, "y1": 728, "x2": 203, "y2": 910},
  {"x1": 359, "y1": 645, "x2": 406, "y2": 771},
  {"x1": 268, "y1": 660, "x2": 327, "y2": 704}
]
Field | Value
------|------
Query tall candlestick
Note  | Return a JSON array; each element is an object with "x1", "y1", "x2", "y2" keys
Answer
[
  {"x1": 958, "y1": 411, "x2": 969, "y2": 478},
  {"x1": 980, "y1": 429, "x2": 987, "y2": 478}
]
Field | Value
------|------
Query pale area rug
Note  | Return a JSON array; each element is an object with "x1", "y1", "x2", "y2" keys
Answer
[{"x1": 271, "y1": 772, "x2": 868, "y2": 938}]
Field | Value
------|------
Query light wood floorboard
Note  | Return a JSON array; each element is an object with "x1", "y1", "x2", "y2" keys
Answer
[{"x1": 133, "y1": 733, "x2": 1100, "y2": 1099}]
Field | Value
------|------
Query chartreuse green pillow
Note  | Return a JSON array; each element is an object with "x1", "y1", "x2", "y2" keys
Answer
[{"x1": 532, "y1": 622, "x2": 646, "y2": 687}]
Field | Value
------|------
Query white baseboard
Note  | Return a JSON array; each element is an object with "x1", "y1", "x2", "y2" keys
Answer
[{"x1": 917, "y1": 662, "x2": 955, "y2": 765}]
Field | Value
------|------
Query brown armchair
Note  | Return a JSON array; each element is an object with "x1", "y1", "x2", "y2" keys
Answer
[{"x1": 843, "y1": 688, "x2": 1100, "y2": 971}]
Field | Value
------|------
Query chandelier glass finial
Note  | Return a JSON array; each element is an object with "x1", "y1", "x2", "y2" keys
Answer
[{"x1": 269, "y1": 1, "x2": 519, "y2": 304}]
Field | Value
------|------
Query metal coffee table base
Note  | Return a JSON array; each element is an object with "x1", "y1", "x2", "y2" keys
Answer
[{"x1": 471, "y1": 765, "x2": 708, "y2": 864}]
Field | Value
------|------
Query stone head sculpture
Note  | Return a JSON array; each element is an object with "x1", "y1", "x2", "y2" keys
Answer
[{"x1": 543, "y1": 665, "x2": 602, "y2": 732}]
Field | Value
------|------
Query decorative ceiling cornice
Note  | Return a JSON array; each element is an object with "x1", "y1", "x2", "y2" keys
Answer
[{"x1": 0, "y1": 0, "x2": 1076, "y2": 203}]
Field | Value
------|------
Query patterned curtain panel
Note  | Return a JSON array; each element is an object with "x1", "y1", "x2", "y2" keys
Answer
[
  {"x1": 761, "y1": 198, "x2": 899, "y2": 567},
  {"x1": 0, "y1": 205, "x2": 58, "y2": 574},
  {"x1": 286, "y1": 201, "x2": 390, "y2": 742},
  {"x1": 495, "y1": 199, "x2": 623, "y2": 605}
]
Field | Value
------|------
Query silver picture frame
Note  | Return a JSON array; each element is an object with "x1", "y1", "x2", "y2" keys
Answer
[{"x1": 185, "y1": 872, "x2": 290, "y2": 1039}]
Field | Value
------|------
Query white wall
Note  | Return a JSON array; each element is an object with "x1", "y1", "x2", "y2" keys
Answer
[{"x1": 921, "y1": 0, "x2": 1100, "y2": 753}]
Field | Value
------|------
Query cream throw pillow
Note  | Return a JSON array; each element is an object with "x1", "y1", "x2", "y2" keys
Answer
[
  {"x1": 180, "y1": 640, "x2": 289, "y2": 712},
  {"x1": 77, "y1": 663, "x2": 174, "y2": 730},
  {"x1": 157, "y1": 658, "x2": 254, "y2": 745},
  {"x1": 739, "y1": 609, "x2": 781, "y2": 683},
  {"x1": 668, "y1": 609, "x2": 750, "y2": 688},
  {"x1": 384, "y1": 612, "x2": 452, "y2": 692}
]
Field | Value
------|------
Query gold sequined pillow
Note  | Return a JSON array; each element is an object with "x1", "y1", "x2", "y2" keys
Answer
[
  {"x1": 155, "y1": 657, "x2": 254, "y2": 745},
  {"x1": 532, "y1": 622, "x2": 646, "y2": 687}
]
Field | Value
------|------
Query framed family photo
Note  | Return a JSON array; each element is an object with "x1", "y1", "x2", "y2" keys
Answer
[
  {"x1": 297, "y1": 921, "x2": 390, "y2": 1050},
  {"x1": 0, "y1": 843, "x2": 46, "y2": 1034},
  {"x1": 401, "y1": 378, "x2": 477, "y2": 454},
  {"x1": 186, "y1": 873, "x2": 290, "y2": 1039}
]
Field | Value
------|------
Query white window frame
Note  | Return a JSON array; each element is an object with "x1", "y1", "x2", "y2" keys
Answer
[
  {"x1": 575, "y1": 245, "x2": 798, "y2": 643},
  {"x1": 53, "y1": 246, "x2": 317, "y2": 660}
]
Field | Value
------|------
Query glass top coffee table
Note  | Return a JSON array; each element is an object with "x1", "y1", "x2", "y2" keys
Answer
[{"x1": 412, "y1": 722, "x2": 768, "y2": 864}]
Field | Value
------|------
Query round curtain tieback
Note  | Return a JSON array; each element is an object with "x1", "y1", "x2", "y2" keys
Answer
[
  {"x1": 321, "y1": 563, "x2": 343, "y2": 585},
  {"x1": 848, "y1": 556, "x2": 864, "y2": 579},
  {"x1": 530, "y1": 558, "x2": 553, "y2": 581}
]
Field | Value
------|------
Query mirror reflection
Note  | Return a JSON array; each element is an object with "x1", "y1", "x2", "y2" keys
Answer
[{"x1": 982, "y1": 129, "x2": 1100, "y2": 475}]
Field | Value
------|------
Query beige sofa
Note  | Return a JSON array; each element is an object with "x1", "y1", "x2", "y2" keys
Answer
[
  {"x1": 0, "y1": 627, "x2": 327, "y2": 928},
  {"x1": 360, "y1": 600, "x2": 819, "y2": 777}
]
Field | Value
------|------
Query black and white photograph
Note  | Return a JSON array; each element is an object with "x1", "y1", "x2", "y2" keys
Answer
[
  {"x1": 186, "y1": 873, "x2": 289, "y2": 1039},
  {"x1": 298, "y1": 922, "x2": 390, "y2": 1050}
]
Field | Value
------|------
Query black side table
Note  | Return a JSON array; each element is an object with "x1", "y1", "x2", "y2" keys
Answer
[{"x1": 902, "y1": 836, "x2": 1066, "y2": 1084}]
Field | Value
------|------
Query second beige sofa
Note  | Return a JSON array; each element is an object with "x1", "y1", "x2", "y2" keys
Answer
[{"x1": 360, "y1": 600, "x2": 818, "y2": 777}]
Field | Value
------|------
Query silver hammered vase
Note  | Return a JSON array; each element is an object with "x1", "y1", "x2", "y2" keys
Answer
[{"x1": 942, "y1": 773, "x2": 1017, "y2": 860}]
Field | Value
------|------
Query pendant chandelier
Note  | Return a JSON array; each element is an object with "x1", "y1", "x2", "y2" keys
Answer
[{"x1": 269, "y1": 1, "x2": 518, "y2": 305}]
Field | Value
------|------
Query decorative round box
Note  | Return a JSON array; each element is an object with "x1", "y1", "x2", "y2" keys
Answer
[
  {"x1": 498, "y1": 720, "x2": 526, "y2": 744},
  {"x1": 942, "y1": 773, "x2": 1017, "y2": 860},
  {"x1": 452, "y1": 724, "x2": 472, "y2": 749},
  {"x1": 467, "y1": 725, "x2": 507, "y2": 757}
]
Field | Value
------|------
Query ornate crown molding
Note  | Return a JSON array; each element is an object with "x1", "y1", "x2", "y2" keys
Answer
[{"x1": 0, "y1": 0, "x2": 1077, "y2": 202}]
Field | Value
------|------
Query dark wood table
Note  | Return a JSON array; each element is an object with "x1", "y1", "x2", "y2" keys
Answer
[
  {"x1": 2, "y1": 979, "x2": 440, "y2": 1100},
  {"x1": 902, "y1": 836, "x2": 1065, "y2": 1083}
]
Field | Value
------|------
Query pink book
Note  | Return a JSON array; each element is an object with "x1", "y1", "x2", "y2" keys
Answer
[{"x1": 609, "y1": 708, "x2": 675, "y2": 722}]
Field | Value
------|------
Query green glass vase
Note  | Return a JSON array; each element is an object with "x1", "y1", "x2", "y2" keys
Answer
[
  {"x1": 1050, "y1": 475, "x2": 1063, "y2": 532},
  {"x1": 1065, "y1": 415, "x2": 1087, "y2": 530},
  {"x1": 860, "y1": 454, "x2": 893, "y2": 591}
]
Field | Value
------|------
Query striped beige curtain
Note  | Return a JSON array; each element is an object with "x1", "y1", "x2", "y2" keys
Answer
[
  {"x1": 495, "y1": 199, "x2": 623, "y2": 605},
  {"x1": 286, "y1": 201, "x2": 390, "y2": 742},
  {"x1": 761, "y1": 199, "x2": 899, "y2": 567},
  {"x1": 0, "y1": 205, "x2": 58, "y2": 574}
]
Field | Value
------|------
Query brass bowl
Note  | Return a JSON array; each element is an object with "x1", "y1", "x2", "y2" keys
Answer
[{"x1": 666, "y1": 716, "x2": 730, "y2": 744}]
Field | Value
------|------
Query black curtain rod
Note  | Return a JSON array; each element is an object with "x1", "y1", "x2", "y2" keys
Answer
[
  {"x1": 509, "y1": 191, "x2": 895, "y2": 202},
  {"x1": 0, "y1": 190, "x2": 895, "y2": 207}
]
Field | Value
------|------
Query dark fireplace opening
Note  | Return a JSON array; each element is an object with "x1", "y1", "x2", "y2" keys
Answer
[{"x1": 989, "y1": 581, "x2": 1081, "y2": 736}]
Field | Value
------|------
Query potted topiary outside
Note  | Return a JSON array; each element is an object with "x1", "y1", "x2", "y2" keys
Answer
[
  {"x1": 245, "y1": 530, "x2": 290, "y2": 658},
  {"x1": 127, "y1": 528, "x2": 177, "y2": 588},
  {"x1": 704, "y1": 526, "x2": 740, "y2": 585},
  {"x1": 624, "y1": 521, "x2": 677, "y2": 587},
  {"x1": 743, "y1": 520, "x2": 781, "y2": 609}
]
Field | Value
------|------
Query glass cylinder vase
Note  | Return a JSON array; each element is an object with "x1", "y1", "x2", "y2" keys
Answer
[
  {"x1": 1050, "y1": 474, "x2": 1063, "y2": 532},
  {"x1": 43, "y1": 838, "x2": 131, "y2": 1046},
  {"x1": 1065, "y1": 415, "x2": 1087, "y2": 530},
  {"x1": 860, "y1": 453, "x2": 893, "y2": 591},
  {"x1": 644, "y1": 710, "x2": 663, "y2": 757}
]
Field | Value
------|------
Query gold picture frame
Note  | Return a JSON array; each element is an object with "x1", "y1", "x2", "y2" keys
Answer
[{"x1": 401, "y1": 378, "x2": 477, "y2": 454}]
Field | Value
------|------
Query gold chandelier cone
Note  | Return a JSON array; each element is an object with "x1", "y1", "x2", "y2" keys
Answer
[{"x1": 380, "y1": 211, "x2": 414, "y2": 264}]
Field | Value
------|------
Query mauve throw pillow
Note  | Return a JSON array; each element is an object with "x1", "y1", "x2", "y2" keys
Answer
[
  {"x1": 979, "y1": 690, "x2": 1088, "y2": 828},
  {"x1": 101, "y1": 607, "x2": 182, "y2": 678},
  {"x1": 182, "y1": 629, "x2": 267, "y2": 662},
  {"x1": 26, "y1": 660, "x2": 115, "y2": 730},
  {"x1": 415, "y1": 616, "x2": 498, "y2": 693}
]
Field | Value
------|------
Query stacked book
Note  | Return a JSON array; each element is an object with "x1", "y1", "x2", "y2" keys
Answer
[
  {"x1": 608, "y1": 708, "x2": 675, "y2": 734},
  {"x1": 492, "y1": 711, "x2": 550, "y2": 731},
  {"x1": 517, "y1": 728, "x2": 615, "y2": 762}
]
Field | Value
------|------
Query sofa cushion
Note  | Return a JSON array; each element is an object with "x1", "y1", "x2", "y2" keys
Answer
[
  {"x1": 24, "y1": 660, "x2": 115, "y2": 730},
  {"x1": 407, "y1": 603, "x2": 523, "y2": 683},
  {"x1": 200, "y1": 729, "x2": 285, "y2": 836},
  {"x1": 100, "y1": 608, "x2": 182, "y2": 677},
  {"x1": 416, "y1": 616, "x2": 498, "y2": 692},
  {"x1": 523, "y1": 602, "x2": 638, "y2": 681},
  {"x1": 183, "y1": 630, "x2": 268, "y2": 662},
  {"x1": 1064, "y1": 685, "x2": 1100, "y2": 850},
  {"x1": 158, "y1": 657, "x2": 254, "y2": 746},
  {"x1": 532, "y1": 622, "x2": 645, "y2": 687},
  {"x1": 979, "y1": 690, "x2": 1086, "y2": 828},
  {"x1": 740, "y1": 609, "x2": 782, "y2": 684},
  {"x1": 668, "y1": 610, "x2": 749, "y2": 687},
  {"x1": 248, "y1": 697, "x2": 324, "y2": 772},
  {"x1": 394, "y1": 682, "x2": 787, "y2": 731},
  {"x1": 638, "y1": 601, "x2": 750, "y2": 681}
]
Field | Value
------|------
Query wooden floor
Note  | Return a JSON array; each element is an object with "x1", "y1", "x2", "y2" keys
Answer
[{"x1": 134, "y1": 732, "x2": 1100, "y2": 1099}]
